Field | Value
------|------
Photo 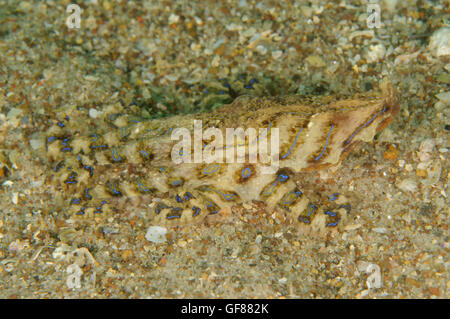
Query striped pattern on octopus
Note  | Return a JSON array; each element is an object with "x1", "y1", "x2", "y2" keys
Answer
[{"x1": 41, "y1": 80, "x2": 399, "y2": 234}]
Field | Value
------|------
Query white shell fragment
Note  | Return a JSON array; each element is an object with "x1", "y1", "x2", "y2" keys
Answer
[{"x1": 145, "y1": 226, "x2": 168, "y2": 243}]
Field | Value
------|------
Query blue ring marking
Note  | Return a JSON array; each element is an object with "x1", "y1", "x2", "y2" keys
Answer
[
  {"x1": 178, "y1": 149, "x2": 184, "y2": 156},
  {"x1": 307, "y1": 204, "x2": 317, "y2": 216},
  {"x1": 315, "y1": 124, "x2": 334, "y2": 161},
  {"x1": 76, "y1": 207, "x2": 85, "y2": 215},
  {"x1": 281, "y1": 128, "x2": 303, "y2": 159},
  {"x1": 330, "y1": 193, "x2": 339, "y2": 201},
  {"x1": 205, "y1": 200, "x2": 214, "y2": 208},
  {"x1": 264, "y1": 179, "x2": 279, "y2": 195},
  {"x1": 71, "y1": 198, "x2": 80, "y2": 205},
  {"x1": 68, "y1": 172, "x2": 76, "y2": 179},
  {"x1": 218, "y1": 191, "x2": 233, "y2": 201},
  {"x1": 137, "y1": 179, "x2": 149, "y2": 192},
  {"x1": 61, "y1": 147, "x2": 72, "y2": 152},
  {"x1": 111, "y1": 147, "x2": 121, "y2": 161},
  {"x1": 159, "y1": 167, "x2": 166, "y2": 173},
  {"x1": 65, "y1": 181, "x2": 77, "y2": 185},
  {"x1": 241, "y1": 167, "x2": 251, "y2": 178},
  {"x1": 298, "y1": 216, "x2": 311, "y2": 224},
  {"x1": 100, "y1": 200, "x2": 107, "y2": 206},
  {"x1": 171, "y1": 180, "x2": 182, "y2": 186},
  {"x1": 327, "y1": 219, "x2": 340, "y2": 227},
  {"x1": 244, "y1": 84, "x2": 253, "y2": 89},
  {"x1": 224, "y1": 82, "x2": 230, "y2": 88},
  {"x1": 91, "y1": 134, "x2": 98, "y2": 142},
  {"x1": 84, "y1": 165, "x2": 93, "y2": 177},
  {"x1": 219, "y1": 90, "x2": 224, "y2": 94},
  {"x1": 166, "y1": 207, "x2": 183, "y2": 219},
  {"x1": 77, "y1": 155, "x2": 82, "y2": 162},
  {"x1": 57, "y1": 121, "x2": 65, "y2": 128},
  {"x1": 109, "y1": 185, "x2": 121, "y2": 196},
  {"x1": 192, "y1": 206, "x2": 201, "y2": 217},
  {"x1": 210, "y1": 189, "x2": 234, "y2": 201},
  {"x1": 129, "y1": 119, "x2": 140, "y2": 123},
  {"x1": 65, "y1": 115, "x2": 69, "y2": 121},
  {"x1": 47, "y1": 136, "x2": 57, "y2": 143},
  {"x1": 140, "y1": 150, "x2": 149, "y2": 158},
  {"x1": 62, "y1": 138, "x2": 69, "y2": 146},
  {"x1": 175, "y1": 194, "x2": 183, "y2": 203},
  {"x1": 325, "y1": 210, "x2": 337, "y2": 217},
  {"x1": 338, "y1": 204, "x2": 351, "y2": 212},
  {"x1": 155, "y1": 203, "x2": 168, "y2": 215},
  {"x1": 203, "y1": 164, "x2": 219, "y2": 175},
  {"x1": 256, "y1": 122, "x2": 272, "y2": 142},
  {"x1": 282, "y1": 191, "x2": 302, "y2": 205},
  {"x1": 345, "y1": 114, "x2": 377, "y2": 145},
  {"x1": 84, "y1": 188, "x2": 92, "y2": 200},
  {"x1": 94, "y1": 200, "x2": 106, "y2": 214},
  {"x1": 184, "y1": 192, "x2": 194, "y2": 201},
  {"x1": 90, "y1": 144, "x2": 107, "y2": 149},
  {"x1": 169, "y1": 128, "x2": 173, "y2": 132},
  {"x1": 53, "y1": 161, "x2": 64, "y2": 172},
  {"x1": 249, "y1": 78, "x2": 257, "y2": 85}
]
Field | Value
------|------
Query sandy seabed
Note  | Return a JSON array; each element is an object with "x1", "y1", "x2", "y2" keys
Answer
[{"x1": 0, "y1": 0, "x2": 448, "y2": 298}]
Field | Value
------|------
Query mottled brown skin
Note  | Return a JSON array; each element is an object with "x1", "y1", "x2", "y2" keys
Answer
[{"x1": 42, "y1": 80, "x2": 399, "y2": 234}]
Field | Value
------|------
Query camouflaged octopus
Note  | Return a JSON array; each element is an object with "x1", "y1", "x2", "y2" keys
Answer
[{"x1": 42, "y1": 80, "x2": 399, "y2": 235}]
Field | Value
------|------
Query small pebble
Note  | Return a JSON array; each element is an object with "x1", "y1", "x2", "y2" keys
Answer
[
  {"x1": 435, "y1": 91, "x2": 450, "y2": 104},
  {"x1": 271, "y1": 50, "x2": 282, "y2": 59},
  {"x1": 372, "y1": 227, "x2": 387, "y2": 234},
  {"x1": 29, "y1": 137, "x2": 44, "y2": 150},
  {"x1": 305, "y1": 55, "x2": 326, "y2": 68},
  {"x1": 383, "y1": 144, "x2": 399, "y2": 160},
  {"x1": 256, "y1": 45, "x2": 267, "y2": 55},
  {"x1": 397, "y1": 179, "x2": 418, "y2": 192},
  {"x1": 178, "y1": 240, "x2": 187, "y2": 248},
  {"x1": 428, "y1": 27, "x2": 450, "y2": 57},
  {"x1": 89, "y1": 108, "x2": 103, "y2": 119},
  {"x1": 168, "y1": 14, "x2": 180, "y2": 25},
  {"x1": 11, "y1": 192, "x2": 19, "y2": 205},
  {"x1": 366, "y1": 44, "x2": 386, "y2": 63},
  {"x1": 145, "y1": 226, "x2": 167, "y2": 243}
]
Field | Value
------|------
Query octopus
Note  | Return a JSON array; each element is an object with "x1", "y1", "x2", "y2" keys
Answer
[{"x1": 40, "y1": 80, "x2": 399, "y2": 235}]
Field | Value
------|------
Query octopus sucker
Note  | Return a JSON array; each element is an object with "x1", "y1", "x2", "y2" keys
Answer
[{"x1": 40, "y1": 80, "x2": 399, "y2": 235}]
